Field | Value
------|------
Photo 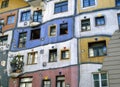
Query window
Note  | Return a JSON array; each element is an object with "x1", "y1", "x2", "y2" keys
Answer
[
  {"x1": 49, "y1": 49, "x2": 57, "y2": 62},
  {"x1": 88, "y1": 41, "x2": 107, "y2": 57},
  {"x1": 33, "y1": 10, "x2": 42, "y2": 22},
  {"x1": 18, "y1": 32, "x2": 27, "y2": 48},
  {"x1": 95, "y1": 16, "x2": 105, "y2": 26},
  {"x1": 60, "y1": 23, "x2": 68, "y2": 35},
  {"x1": 81, "y1": 19, "x2": 90, "y2": 31},
  {"x1": 49, "y1": 25, "x2": 56, "y2": 36},
  {"x1": 0, "y1": 19, "x2": 4, "y2": 32},
  {"x1": 7, "y1": 15, "x2": 15, "y2": 24},
  {"x1": 30, "y1": 29, "x2": 40, "y2": 40},
  {"x1": 61, "y1": 50, "x2": 70, "y2": 59},
  {"x1": 20, "y1": 78, "x2": 32, "y2": 87},
  {"x1": 83, "y1": 0, "x2": 95, "y2": 7},
  {"x1": 0, "y1": 35, "x2": 8, "y2": 45},
  {"x1": 1, "y1": 0, "x2": 9, "y2": 8},
  {"x1": 56, "y1": 76, "x2": 65, "y2": 87},
  {"x1": 93, "y1": 72, "x2": 108, "y2": 87},
  {"x1": 116, "y1": 0, "x2": 120, "y2": 6},
  {"x1": 42, "y1": 80, "x2": 51, "y2": 87},
  {"x1": 21, "y1": 11, "x2": 30, "y2": 21},
  {"x1": 27, "y1": 52, "x2": 38, "y2": 64},
  {"x1": 54, "y1": 1, "x2": 68, "y2": 13},
  {"x1": 117, "y1": 14, "x2": 120, "y2": 28}
]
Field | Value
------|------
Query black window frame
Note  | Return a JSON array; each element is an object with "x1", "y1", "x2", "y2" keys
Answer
[
  {"x1": 116, "y1": 0, "x2": 120, "y2": 7},
  {"x1": 33, "y1": 10, "x2": 42, "y2": 22},
  {"x1": 81, "y1": 19, "x2": 91, "y2": 32},
  {"x1": 56, "y1": 75, "x2": 65, "y2": 87},
  {"x1": 30, "y1": 29, "x2": 40, "y2": 40},
  {"x1": 1, "y1": 0, "x2": 9, "y2": 8},
  {"x1": 7, "y1": 15, "x2": 15, "y2": 25},
  {"x1": 95, "y1": 16, "x2": 105, "y2": 26},
  {"x1": 60, "y1": 23, "x2": 68, "y2": 35},
  {"x1": 49, "y1": 49, "x2": 57, "y2": 62},
  {"x1": 0, "y1": 35, "x2": 8, "y2": 45},
  {"x1": 18, "y1": 32, "x2": 27, "y2": 48},
  {"x1": 21, "y1": 10, "x2": 31, "y2": 22},
  {"x1": 88, "y1": 41, "x2": 107, "y2": 57},
  {"x1": 54, "y1": 1, "x2": 68, "y2": 14},
  {"x1": 42, "y1": 79, "x2": 51, "y2": 87},
  {"x1": 83, "y1": 0, "x2": 95, "y2": 7}
]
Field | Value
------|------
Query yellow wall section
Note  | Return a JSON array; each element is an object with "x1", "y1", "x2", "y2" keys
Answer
[
  {"x1": 0, "y1": 0, "x2": 29, "y2": 13},
  {"x1": 79, "y1": 36, "x2": 110, "y2": 63},
  {"x1": 77, "y1": 0, "x2": 115, "y2": 14}
]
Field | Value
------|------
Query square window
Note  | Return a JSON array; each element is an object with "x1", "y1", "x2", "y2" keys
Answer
[
  {"x1": 81, "y1": 19, "x2": 90, "y2": 31},
  {"x1": 49, "y1": 25, "x2": 56, "y2": 36},
  {"x1": 88, "y1": 41, "x2": 107, "y2": 57},
  {"x1": 61, "y1": 50, "x2": 70, "y2": 59},
  {"x1": 42, "y1": 80, "x2": 51, "y2": 87},
  {"x1": 30, "y1": 29, "x2": 40, "y2": 40},
  {"x1": 49, "y1": 49, "x2": 57, "y2": 62},
  {"x1": 7, "y1": 15, "x2": 15, "y2": 24},
  {"x1": 56, "y1": 76, "x2": 65, "y2": 87},
  {"x1": 21, "y1": 11, "x2": 30, "y2": 21},
  {"x1": 20, "y1": 78, "x2": 32, "y2": 87},
  {"x1": 27, "y1": 52, "x2": 38, "y2": 64},
  {"x1": 18, "y1": 32, "x2": 27, "y2": 48},
  {"x1": 0, "y1": 35, "x2": 8, "y2": 45},
  {"x1": 1, "y1": 0, "x2": 9, "y2": 8},
  {"x1": 95, "y1": 16, "x2": 105, "y2": 26},
  {"x1": 83, "y1": 0, "x2": 95, "y2": 7},
  {"x1": 60, "y1": 23, "x2": 68, "y2": 35},
  {"x1": 33, "y1": 10, "x2": 42, "y2": 22},
  {"x1": 116, "y1": 0, "x2": 120, "y2": 6},
  {"x1": 93, "y1": 72, "x2": 108, "y2": 87},
  {"x1": 54, "y1": 1, "x2": 68, "y2": 13}
]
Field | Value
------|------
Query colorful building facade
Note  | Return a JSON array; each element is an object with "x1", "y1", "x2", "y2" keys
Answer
[{"x1": 0, "y1": 0, "x2": 120, "y2": 87}]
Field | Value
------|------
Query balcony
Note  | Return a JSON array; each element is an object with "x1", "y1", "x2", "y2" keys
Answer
[
  {"x1": 24, "y1": 0, "x2": 43, "y2": 7},
  {"x1": 10, "y1": 55, "x2": 24, "y2": 77}
]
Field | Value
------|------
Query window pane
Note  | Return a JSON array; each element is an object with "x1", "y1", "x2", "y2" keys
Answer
[
  {"x1": 26, "y1": 83, "x2": 32, "y2": 87},
  {"x1": 94, "y1": 81, "x2": 100, "y2": 87},
  {"x1": 20, "y1": 83, "x2": 25, "y2": 87},
  {"x1": 93, "y1": 74, "x2": 99, "y2": 80},
  {"x1": 102, "y1": 80, "x2": 107, "y2": 86},
  {"x1": 116, "y1": 0, "x2": 120, "y2": 6}
]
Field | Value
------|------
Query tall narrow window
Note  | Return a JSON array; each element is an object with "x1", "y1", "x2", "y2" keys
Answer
[
  {"x1": 1, "y1": 0, "x2": 9, "y2": 8},
  {"x1": 116, "y1": 0, "x2": 120, "y2": 7},
  {"x1": 56, "y1": 76, "x2": 65, "y2": 87},
  {"x1": 60, "y1": 23, "x2": 68, "y2": 35},
  {"x1": 49, "y1": 49, "x2": 57, "y2": 62},
  {"x1": 83, "y1": 0, "x2": 95, "y2": 7},
  {"x1": 88, "y1": 41, "x2": 107, "y2": 57},
  {"x1": 81, "y1": 19, "x2": 90, "y2": 31},
  {"x1": 18, "y1": 32, "x2": 27, "y2": 48},
  {"x1": 20, "y1": 78, "x2": 33, "y2": 87},
  {"x1": 31, "y1": 29, "x2": 40, "y2": 40},
  {"x1": 95, "y1": 16, "x2": 105, "y2": 26},
  {"x1": 93, "y1": 72, "x2": 108, "y2": 87},
  {"x1": 27, "y1": 52, "x2": 38, "y2": 64},
  {"x1": 0, "y1": 19, "x2": 4, "y2": 32},
  {"x1": 0, "y1": 35, "x2": 8, "y2": 45},
  {"x1": 42, "y1": 80, "x2": 51, "y2": 87},
  {"x1": 33, "y1": 10, "x2": 42, "y2": 22},
  {"x1": 49, "y1": 25, "x2": 56, "y2": 36},
  {"x1": 117, "y1": 14, "x2": 120, "y2": 29},
  {"x1": 61, "y1": 50, "x2": 70, "y2": 59},
  {"x1": 21, "y1": 11, "x2": 30, "y2": 21},
  {"x1": 54, "y1": 1, "x2": 68, "y2": 13},
  {"x1": 7, "y1": 15, "x2": 15, "y2": 24}
]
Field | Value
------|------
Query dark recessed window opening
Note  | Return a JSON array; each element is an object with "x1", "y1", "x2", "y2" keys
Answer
[
  {"x1": 88, "y1": 41, "x2": 107, "y2": 57},
  {"x1": 49, "y1": 49, "x2": 57, "y2": 62},
  {"x1": 60, "y1": 23, "x2": 68, "y2": 35},
  {"x1": 30, "y1": 29, "x2": 40, "y2": 40},
  {"x1": 95, "y1": 16, "x2": 105, "y2": 26}
]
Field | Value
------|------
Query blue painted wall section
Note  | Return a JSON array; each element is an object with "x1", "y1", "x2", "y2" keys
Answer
[{"x1": 11, "y1": 17, "x2": 73, "y2": 51}]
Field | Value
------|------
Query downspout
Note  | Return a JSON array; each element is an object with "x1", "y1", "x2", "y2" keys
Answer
[{"x1": 73, "y1": 0, "x2": 80, "y2": 87}]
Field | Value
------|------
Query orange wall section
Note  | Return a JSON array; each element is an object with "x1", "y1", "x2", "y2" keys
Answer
[
  {"x1": 0, "y1": 10, "x2": 18, "y2": 32},
  {"x1": 79, "y1": 36, "x2": 110, "y2": 64},
  {"x1": 77, "y1": 0, "x2": 115, "y2": 14},
  {"x1": 0, "y1": 0, "x2": 29, "y2": 13}
]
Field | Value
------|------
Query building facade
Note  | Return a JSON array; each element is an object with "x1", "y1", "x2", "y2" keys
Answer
[{"x1": 0, "y1": 0, "x2": 120, "y2": 87}]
